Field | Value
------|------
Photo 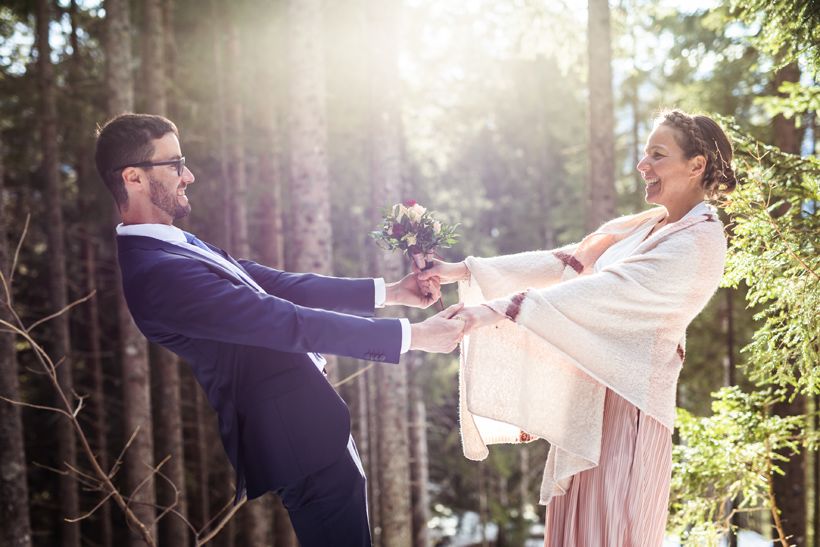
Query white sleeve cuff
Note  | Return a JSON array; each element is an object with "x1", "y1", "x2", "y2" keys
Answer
[
  {"x1": 374, "y1": 278, "x2": 386, "y2": 308},
  {"x1": 399, "y1": 318, "x2": 411, "y2": 354}
]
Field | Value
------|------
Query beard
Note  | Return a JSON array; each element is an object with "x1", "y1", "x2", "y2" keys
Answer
[{"x1": 149, "y1": 175, "x2": 191, "y2": 220}]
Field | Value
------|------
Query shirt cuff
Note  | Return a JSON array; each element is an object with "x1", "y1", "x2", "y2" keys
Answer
[
  {"x1": 374, "y1": 278, "x2": 386, "y2": 308},
  {"x1": 399, "y1": 318, "x2": 411, "y2": 354}
]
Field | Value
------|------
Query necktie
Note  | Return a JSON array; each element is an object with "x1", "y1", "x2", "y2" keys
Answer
[{"x1": 184, "y1": 231, "x2": 214, "y2": 254}]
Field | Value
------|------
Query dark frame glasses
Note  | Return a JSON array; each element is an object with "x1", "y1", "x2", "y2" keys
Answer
[{"x1": 113, "y1": 156, "x2": 186, "y2": 176}]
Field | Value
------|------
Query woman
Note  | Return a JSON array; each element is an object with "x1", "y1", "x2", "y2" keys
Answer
[{"x1": 421, "y1": 110, "x2": 738, "y2": 546}]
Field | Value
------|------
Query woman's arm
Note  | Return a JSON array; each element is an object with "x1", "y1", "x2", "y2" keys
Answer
[{"x1": 419, "y1": 243, "x2": 581, "y2": 299}]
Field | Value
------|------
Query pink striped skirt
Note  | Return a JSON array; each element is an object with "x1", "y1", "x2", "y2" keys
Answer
[{"x1": 544, "y1": 389, "x2": 672, "y2": 547}]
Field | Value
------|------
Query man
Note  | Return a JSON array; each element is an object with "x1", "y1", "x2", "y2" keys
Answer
[{"x1": 95, "y1": 113, "x2": 464, "y2": 546}]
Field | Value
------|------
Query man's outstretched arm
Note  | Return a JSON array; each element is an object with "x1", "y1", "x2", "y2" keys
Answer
[{"x1": 131, "y1": 258, "x2": 461, "y2": 363}]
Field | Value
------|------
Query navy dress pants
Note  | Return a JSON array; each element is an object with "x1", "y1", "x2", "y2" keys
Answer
[{"x1": 278, "y1": 437, "x2": 371, "y2": 547}]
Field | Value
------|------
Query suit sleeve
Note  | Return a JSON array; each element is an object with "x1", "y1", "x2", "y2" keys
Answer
[
  {"x1": 130, "y1": 258, "x2": 402, "y2": 363},
  {"x1": 237, "y1": 259, "x2": 376, "y2": 317}
]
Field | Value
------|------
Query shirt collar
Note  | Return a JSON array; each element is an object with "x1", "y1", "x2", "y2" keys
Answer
[{"x1": 116, "y1": 223, "x2": 187, "y2": 243}]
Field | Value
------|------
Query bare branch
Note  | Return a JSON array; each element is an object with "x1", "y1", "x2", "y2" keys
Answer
[
  {"x1": 32, "y1": 461, "x2": 70, "y2": 476},
  {"x1": 33, "y1": 461, "x2": 100, "y2": 492},
  {"x1": 27, "y1": 290, "x2": 97, "y2": 334},
  {"x1": 0, "y1": 395, "x2": 72, "y2": 418},
  {"x1": 0, "y1": 270, "x2": 10, "y2": 312},
  {"x1": 2, "y1": 240, "x2": 159, "y2": 546},
  {"x1": 166, "y1": 506, "x2": 199, "y2": 536},
  {"x1": 126, "y1": 456, "x2": 170, "y2": 506},
  {"x1": 64, "y1": 491, "x2": 115, "y2": 523},
  {"x1": 64, "y1": 461, "x2": 104, "y2": 486},
  {"x1": 110, "y1": 426, "x2": 141, "y2": 478},
  {"x1": 196, "y1": 496, "x2": 246, "y2": 546},
  {"x1": 152, "y1": 457, "x2": 181, "y2": 524},
  {"x1": 9, "y1": 213, "x2": 30, "y2": 289},
  {"x1": 334, "y1": 363, "x2": 374, "y2": 388}
]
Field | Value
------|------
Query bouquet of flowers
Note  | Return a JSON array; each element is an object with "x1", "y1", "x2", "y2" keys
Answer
[{"x1": 371, "y1": 200, "x2": 459, "y2": 307}]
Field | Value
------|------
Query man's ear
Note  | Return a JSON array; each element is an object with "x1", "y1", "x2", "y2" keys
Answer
[
  {"x1": 689, "y1": 155, "x2": 706, "y2": 180},
  {"x1": 121, "y1": 166, "x2": 143, "y2": 192}
]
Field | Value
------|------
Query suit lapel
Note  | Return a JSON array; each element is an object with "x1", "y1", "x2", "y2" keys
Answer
[{"x1": 118, "y1": 235, "x2": 250, "y2": 287}]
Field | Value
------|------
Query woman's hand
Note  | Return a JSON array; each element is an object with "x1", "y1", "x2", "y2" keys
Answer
[
  {"x1": 385, "y1": 272, "x2": 442, "y2": 308},
  {"x1": 415, "y1": 259, "x2": 470, "y2": 285},
  {"x1": 453, "y1": 304, "x2": 505, "y2": 334}
]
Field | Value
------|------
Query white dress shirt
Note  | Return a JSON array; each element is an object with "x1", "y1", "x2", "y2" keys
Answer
[{"x1": 116, "y1": 223, "x2": 412, "y2": 363}]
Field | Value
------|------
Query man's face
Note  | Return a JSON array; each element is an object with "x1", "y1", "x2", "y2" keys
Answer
[{"x1": 143, "y1": 132, "x2": 195, "y2": 222}]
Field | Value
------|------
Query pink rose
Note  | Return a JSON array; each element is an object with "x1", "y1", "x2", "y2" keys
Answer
[{"x1": 403, "y1": 199, "x2": 417, "y2": 207}]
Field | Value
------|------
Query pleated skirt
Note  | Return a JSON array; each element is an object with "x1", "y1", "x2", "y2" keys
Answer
[{"x1": 544, "y1": 389, "x2": 672, "y2": 547}]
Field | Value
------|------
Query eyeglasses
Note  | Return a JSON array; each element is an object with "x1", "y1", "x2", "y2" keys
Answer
[{"x1": 113, "y1": 156, "x2": 186, "y2": 176}]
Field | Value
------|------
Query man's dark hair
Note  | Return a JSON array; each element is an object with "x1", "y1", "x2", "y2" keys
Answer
[{"x1": 94, "y1": 113, "x2": 179, "y2": 208}]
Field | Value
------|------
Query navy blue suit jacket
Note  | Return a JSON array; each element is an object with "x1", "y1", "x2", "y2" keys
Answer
[{"x1": 117, "y1": 235, "x2": 403, "y2": 500}]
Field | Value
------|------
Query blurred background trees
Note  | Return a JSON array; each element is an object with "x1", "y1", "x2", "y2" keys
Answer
[{"x1": 0, "y1": 0, "x2": 817, "y2": 545}]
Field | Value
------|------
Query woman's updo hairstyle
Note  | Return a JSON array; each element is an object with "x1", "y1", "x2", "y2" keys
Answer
[{"x1": 657, "y1": 109, "x2": 738, "y2": 198}]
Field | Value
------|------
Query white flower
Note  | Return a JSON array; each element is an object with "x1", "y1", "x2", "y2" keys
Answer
[
  {"x1": 408, "y1": 204, "x2": 426, "y2": 222},
  {"x1": 403, "y1": 233, "x2": 417, "y2": 245},
  {"x1": 433, "y1": 221, "x2": 442, "y2": 234},
  {"x1": 394, "y1": 204, "x2": 409, "y2": 222}
]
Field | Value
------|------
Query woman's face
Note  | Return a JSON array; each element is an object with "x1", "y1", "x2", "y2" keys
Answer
[{"x1": 637, "y1": 124, "x2": 705, "y2": 210}]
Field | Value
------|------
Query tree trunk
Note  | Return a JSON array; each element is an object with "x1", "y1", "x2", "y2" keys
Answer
[
  {"x1": 105, "y1": 0, "x2": 135, "y2": 115},
  {"x1": 258, "y1": 109, "x2": 286, "y2": 270},
  {"x1": 815, "y1": 392, "x2": 820, "y2": 547},
  {"x1": 211, "y1": 0, "x2": 232, "y2": 250},
  {"x1": 256, "y1": 101, "x2": 297, "y2": 545},
  {"x1": 36, "y1": 1, "x2": 80, "y2": 544},
  {"x1": 83, "y1": 237, "x2": 113, "y2": 547},
  {"x1": 770, "y1": 61, "x2": 806, "y2": 547},
  {"x1": 478, "y1": 464, "x2": 489, "y2": 547},
  {"x1": 121, "y1": 322, "x2": 157, "y2": 547},
  {"x1": 535, "y1": 58, "x2": 556, "y2": 249},
  {"x1": 272, "y1": 495, "x2": 298, "y2": 547},
  {"x1": 163, "y1": 1, "x2": 178, "y2": 116},
  {"x1": 585, "y1": 0, "x2": 616, "y2": 231},
  {"x1": 142, "y1": 0, "x2": 167, "y2": 115},
  {"x1": 366, "y1": 0, "x2": 412, "y2": 543},
  {"x1": 772, "y1": 62, "x2": 802, "y2": 155},
  {"x1": 367, "y1": 369, "x2": 382, "y2": 546},
  {"x1": 723, "y1": 287, "x2": 738, "y2": 547},
  {"x1": 520, "y1": 446, "x2": 530, "y2": 513},
  {"x1": 106, "y1": 1, "x2": 156, "y2": 542},
  {"x1": 227, "y1": 21, "x2": 250, "y2": 258},
  {"x1": 245, "y1": 494, "x2": 272, "y2": 547},
  {"x1": 0, "y1": 120, "x2": 33, "y2": 547},
  {"x1": 192, "y1": 377, "x2": 211, "y2": 530},
  {"x1": 356, "y1": 370, "x2": 370, "y2": 497},
  {"x1": 287, "y1": 0, "x2": 338, "y2": 387},
  {"x1": 66, "y1": 3, "x2": 112, "y2": 544},
  {"x1": 408, "y1": 359, "x2": 430, "y2": 547},
  {"x1": 152, "y1": 345, "x2": 189, "y2": 546},
  {"x1": 287, "y1": 0, "x2": 333, "y2": 276}
]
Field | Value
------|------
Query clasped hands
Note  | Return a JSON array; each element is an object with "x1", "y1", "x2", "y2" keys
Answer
[
  {"x1": 386, "y1": 259, "x2": 504, "y2": 355},
  {"x1": 414, "y1": 259, "x2": 505, "y2": 334}
]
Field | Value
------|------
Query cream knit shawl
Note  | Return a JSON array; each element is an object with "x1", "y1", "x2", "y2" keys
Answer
[{"x1": 457, "y1": 206, "x2": 726, "y2": 505}]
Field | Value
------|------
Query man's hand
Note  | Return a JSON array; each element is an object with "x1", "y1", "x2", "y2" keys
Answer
[
  {"x1": 454, "y1": 304, "x2": 505, "y2": 334},
  {"x1": 385, "y1": 272, "x2": 442, "y2": 309},
  {"x1": 415, "y1": 259, "x2": 470, "y2": 285},
  {"x1": 409, "y1": 303, "x2": 466, "y2": 353}
]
